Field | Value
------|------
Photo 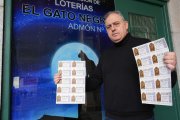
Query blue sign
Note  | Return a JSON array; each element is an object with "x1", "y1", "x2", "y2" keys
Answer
[{"x1": 12, "y1": 0, "x2": 114, "y2": 119}]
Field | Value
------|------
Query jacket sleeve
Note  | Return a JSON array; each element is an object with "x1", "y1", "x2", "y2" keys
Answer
[
  {"x1": 171, "y1": 71, "x2": 177, "y2": 88},
  {"x1": 86, "y1": 57, "x2": 103, "y2": 91}
]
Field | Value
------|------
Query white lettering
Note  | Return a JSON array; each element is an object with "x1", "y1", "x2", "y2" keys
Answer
[
  {"x1": 68, "y1": 23, "x2": 97, "y2": 32},
  {"x1": 55, "y1": 0, "x2": 94, "y2": 12}
]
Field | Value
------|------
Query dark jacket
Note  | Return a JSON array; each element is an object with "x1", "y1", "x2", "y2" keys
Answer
[{"x1": 86, "y1": 33, "x2": 177, "y2": 120}]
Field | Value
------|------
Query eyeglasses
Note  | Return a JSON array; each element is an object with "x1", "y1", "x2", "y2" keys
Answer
[{"x1": 105, "y1": 21, "x2": 123, "y2": 30}]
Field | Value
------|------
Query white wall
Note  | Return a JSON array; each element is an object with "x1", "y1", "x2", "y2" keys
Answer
[
  {"x1": 0, "y1": 0, "x2": 4, "y2": 107},
  {"x1": 168, "y1": 0, "x2": 180, "y2": 90}
]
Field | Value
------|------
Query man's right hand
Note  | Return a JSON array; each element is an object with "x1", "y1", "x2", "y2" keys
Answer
[{"x1": 54, "y1": 73, "x2": 61, "y2": 84}]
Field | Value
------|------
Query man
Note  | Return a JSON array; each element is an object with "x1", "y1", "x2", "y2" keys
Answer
[{"x1": 54, "y1": 11, "x2": 177, "y2": 120}]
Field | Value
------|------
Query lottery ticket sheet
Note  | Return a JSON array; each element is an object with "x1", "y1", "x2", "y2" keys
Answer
[
  {"x1": 56, "y1": 61, "x2": 86, "y2": 104},
  {"x1": 132, "y1": 38, "x2": 172, "y2": 106}
]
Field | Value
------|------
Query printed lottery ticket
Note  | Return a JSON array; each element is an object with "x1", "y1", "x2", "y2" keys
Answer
[
  {"x1": 133, "y1": 38, "x2": 172, "y2": 106},
  {"x1": 56, "y1": 61, "x2": 86, "y2": 104}
]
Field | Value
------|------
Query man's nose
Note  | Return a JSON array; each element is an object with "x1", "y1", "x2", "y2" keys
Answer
[{"x1": 111, "y1": 25, "x2": 116, "y2": 31}]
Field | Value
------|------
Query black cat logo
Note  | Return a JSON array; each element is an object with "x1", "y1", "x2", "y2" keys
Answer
[
  {"x1": 78, "y1": 50, "x2": 96, "y2": 77},
  {"x1": 78, "y1": 50, "x2": 101, "y2": 112}
]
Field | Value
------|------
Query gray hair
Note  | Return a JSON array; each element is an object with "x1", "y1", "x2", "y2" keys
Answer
[{"x1": 104, "y1": 11, "x2": 125, "y2": 22}]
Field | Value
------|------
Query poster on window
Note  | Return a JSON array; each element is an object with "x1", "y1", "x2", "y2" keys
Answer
[{"x1": 11, "y1": 0, "x2": 114, "y2": 119}]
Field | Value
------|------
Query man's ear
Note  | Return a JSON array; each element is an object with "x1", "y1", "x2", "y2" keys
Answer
[{"x1": 125, "y1": 21, "x2": 128, "y2": 30}]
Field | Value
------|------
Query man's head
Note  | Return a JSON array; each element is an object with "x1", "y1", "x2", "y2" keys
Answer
[{"x1": 104, "y1": 11, "x2": 128, "y2": 43}]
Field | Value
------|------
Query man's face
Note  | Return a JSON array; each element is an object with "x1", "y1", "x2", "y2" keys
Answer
[{"x1": 105, "y1": 13, "x2": 128, "y2": 43}]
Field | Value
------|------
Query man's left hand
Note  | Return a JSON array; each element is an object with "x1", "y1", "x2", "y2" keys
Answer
[{"x1": 163, "y1": 52, "x2": 177, "y2": 71}]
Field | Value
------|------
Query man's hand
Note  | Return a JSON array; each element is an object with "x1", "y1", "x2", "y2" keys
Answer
[
  {"x1": 54, "y1": 73, "x2": 61, "y2": 84},
  {"x1": 163, "y1": 52, "x2": 177, "y2": 71}
]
